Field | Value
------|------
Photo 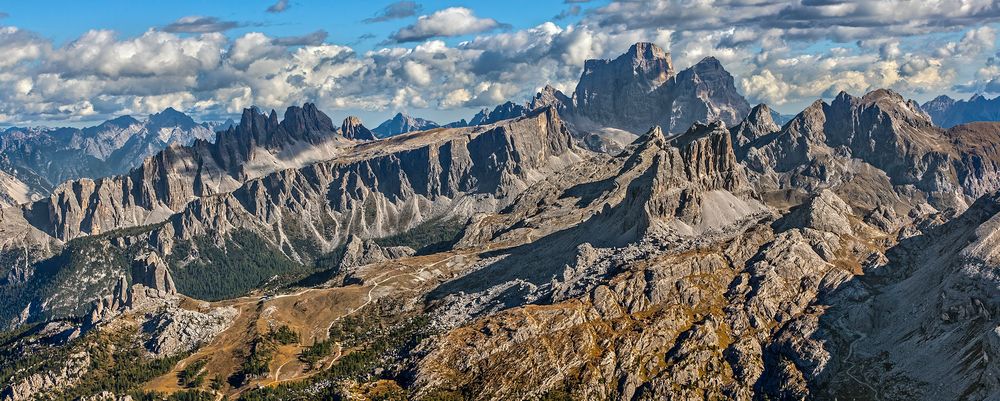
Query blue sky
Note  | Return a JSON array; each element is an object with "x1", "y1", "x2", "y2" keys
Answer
[
  {"x1": 0, "y1": 0, "x2": 605, "y2": 126},
  {"x1": 0, "y1": 1, "x2": 998, "y2": 128},
  {"x1": 2, "y1": 1, "x2": 591, "y2": 50}
]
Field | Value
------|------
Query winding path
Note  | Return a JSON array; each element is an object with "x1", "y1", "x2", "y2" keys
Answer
[{"x1": 834, "y1": 312, "x2": 880, "y2": 400}]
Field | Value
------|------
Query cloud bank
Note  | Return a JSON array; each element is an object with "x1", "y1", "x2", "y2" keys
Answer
[{"x1": 1, "y1": 1, "x2": 999, "y2": 125}]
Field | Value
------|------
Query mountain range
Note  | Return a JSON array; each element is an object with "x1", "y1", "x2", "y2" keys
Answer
[
  {"x1": 5, "y1": 42, "x2": 1000, "y2": 401},
  {"x1": 0, "y1": 108, "x2": 232, "y2": 207},
  {"x1": 921, "y1": 93, "x2": 1000, "y2": 128}
]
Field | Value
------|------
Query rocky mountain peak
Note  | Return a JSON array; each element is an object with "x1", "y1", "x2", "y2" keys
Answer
[
  {"x1": 529, "y1": 85, "x2": 572, "y2": 111},
  {"x1": 627, "y1": 42, "x2": 667, "y2": 59},
  {"x1": 673, "y1": 121, "x2": 748, "y2": 192},
  {"x1": 746, "y1": 104, "x2": 777, "y2": 127},
  {"x1": 671, "y1": 120, "x2": 729, "y2": 148},
  {"x1": 627, "y1": 120, "x2": 746, "y2": 189},
  {"x1": 221, "y1": 103, "x2": 344, "y2": 149},
  {"x1": 853, "y1": 88, "x2": 934, "y2": 127},
  {"x1": 859, "y1": 87, "x2": 902, "y2": 104},
  {"x1": 832, "y1": 90, "x2": 855, "y2": 105},
  {"x1": 641, "y1": 125, "x2": 668, "y2": 144},
  {"x1": 622, "y1": 42, "x2": 674, "y2": 82},
  {"x1": 731, "y1": 104, "x2": 781, "y2": 151},
  {"x1": 281, "y1": 102, "x2": 336, "y2": 136},
  {"x1": 930, "y1": 94, "x2": 955, "y2": 104},
  {"x1": 572, "y1": 43, "x2": 750, "y2": 137},
  {"x1": 609, "y1": 118, "x2": 759, "y2": 239},
  {"x1": 626, "y1": 125, "x2": 670, "y2": 158},
  {"x1": 580, "y1": 42, "x2": 673, "y2": 94},
  {"x1": 341, "y1": 116, "x2": 377, "y2": 141},
  {"x1": 692, "y1": 56, "x2": 723, "y2": 71},
  {"x1": 470, "y1": 101, "x2": 529, "y2": 126},
  {"x1": 233, "y1": 107, "x2": 274, "y2": 138},
  {"x1": 267, "y1": 109, "x2": 279, "y2": 126},
  {"x1": 148, "y1": 107, "x2": 197, "y2": 129},
  {"x1": 100, "y1": 115, "x2": 142, "y2": 129},
  {"x1": 131, "y1": 252, "x2": 177, "y2": 296},
  {"x1": 372, "y1": 112, "x2": 440, "y2": 137}
]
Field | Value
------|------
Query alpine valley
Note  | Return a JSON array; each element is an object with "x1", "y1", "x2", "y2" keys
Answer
[{"x1": 5, "y1": 41, "x2": 1000, "y2": 401}]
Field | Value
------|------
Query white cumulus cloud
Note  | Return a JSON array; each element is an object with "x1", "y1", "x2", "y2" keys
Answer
[{"x1": 389, "y1": 7, "x2": 506, "y2": 43}]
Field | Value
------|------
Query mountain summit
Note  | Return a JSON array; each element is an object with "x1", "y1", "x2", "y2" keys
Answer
[
  {"x1": 569, "y1": 42, "x2": 750, "y2": 135},
  {"x1": 372, "y1": 113, "x2": 441, "y2": 137}
]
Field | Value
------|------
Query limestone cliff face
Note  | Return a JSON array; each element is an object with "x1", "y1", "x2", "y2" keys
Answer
[
  {"x1": 529, "y1": 85, "x2": 572, "y2": 112},
  {"x1": 609, "y1": 121, "x2": 763, "y2": 238},
  {"x1": 337, "y1": 235, "x2": 415, "y2": 281},
  {"x1": 341, "y1": 116, "x2": 378, "y2": 141},
  {"x1": 570, "y1": 43, "x2": 750, "y2": 135},
  {"x1": 739, "y1": 89, "x2": 1000, "y2": 211},
  {"x1": 730, "y1": 104, "x2": 781, "y2": 156},
  {"x1": 946, "y1": 122, "x2": 1000, "y2": 200},
  {"x1": 11, "y1": 103, "x2": 351, "y2": 241},
  {"x1": 158, "y1": 107, "x2": 581, "y2": 261},
  {"x1": 131, "y1": 252, "x2": 177, "y2": 296},
  {"x1": 667, "y1": 57, "x2": 750, "y2": 133},
  {"x1": 572, "y1": 42, "x2": 675, "y2": 132}
]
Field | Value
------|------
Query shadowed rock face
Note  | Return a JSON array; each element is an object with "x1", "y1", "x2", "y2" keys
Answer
[
  {"x1": 572, "y1": 42, "x2": 677, "y2": 133},
  {"x1": 470, "y1": 102, "x2": 531, "y2": 126},
  {"x1": 945, "y1": 121, "x2": 1000, "y2": 199},
  {"x1": 737, "y1": 89, "x2": 1000, "y2": 212},
  {"x1": 570, "y1": 42, "x2": 751, "y2": 135},
  {"x1": 131, "y1": 252, "x2": 177, "y2": 296},
  {"x1": 281, "y1": 103, "x2": 336, "y2": 139},
  {"x1": 373, "y1": 113, "x2": 441, "y2": 137},
  {"x1": 610, "y1": 121, "x2": 762, "y2": 238},
  {"x1": 730, "y1": 104, "x2": 781, "y2": 157},
  {"x1": 341, "y1": 116, "x2": 377, "y2": 141},
  {"x1": 529, "y1": 85, "x2": 572, "y2": 111}
]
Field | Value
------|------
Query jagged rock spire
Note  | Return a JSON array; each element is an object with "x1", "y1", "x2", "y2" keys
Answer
[
  {"x1": 572, "y1": 42, "x2": 749, "y2": 135},
  {"x1": 731, "y1": 104, "x2": 780, "y2": 152},
  {"x1": 132, "y1": 252, "x2": 177, "y2": 296},
  {"x1": 341, "y1": 116, "x2": 377, "y2": 141},
  {"x1": 281, "y1": 102, "x2": 335, "y2": 136}
]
